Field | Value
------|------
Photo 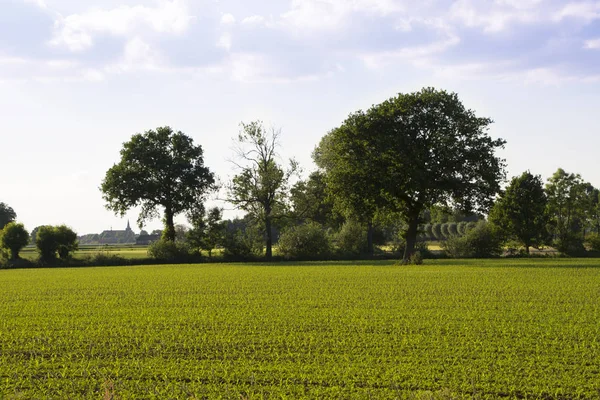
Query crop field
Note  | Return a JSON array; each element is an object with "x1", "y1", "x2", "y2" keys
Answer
[{"x1": 1, "y1": 259, "x2": 600, "y2": 399}]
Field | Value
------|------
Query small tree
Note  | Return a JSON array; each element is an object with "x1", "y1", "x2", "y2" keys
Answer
[
  {"x1": 36, "y1": 225, "x2": 59, "y2": 262},
  {"x1": 55, "y1": 225, "x2": 78, "y2": 259},
  {"x1": 187, "y1": 206, "x2": 226, "y2": 258},
  {"x1": 36, "y1": 225, "x2": 78, "y2": 262},
  {"x1": 0, "y1": 222, "x2": 29, "y2": 259},
  {"x1": 488, "y1": 171, "x2": 549, "y2": 254},
  {"x1": 228, "y1": 121, "x2": 297, "y2": 259}
]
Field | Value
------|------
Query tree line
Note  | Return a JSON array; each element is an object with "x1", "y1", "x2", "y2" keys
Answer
[{"x1": 2, "y1": 87, "x2": 598, "y2": 266}]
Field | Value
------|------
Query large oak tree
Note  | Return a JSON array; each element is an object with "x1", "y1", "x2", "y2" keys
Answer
[
  {"x1": 101, "y1": 126, "x2": 215, "y2": 242},
  {"x1": 315, "y1": 88, "x2": 506, "y2": 263}
]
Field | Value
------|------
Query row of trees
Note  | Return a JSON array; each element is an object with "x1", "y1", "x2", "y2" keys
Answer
[
  {"x1": 6, "y1": 87, "x2": 597, "y2": 265},
  {"x1": 0, "y1": 220, "x2": 79, "y2": 263},
  {"x1": 99, "y1": 88, "x2": 506, "y2": 263},
  {"x1": 489, "y1": 169, "x2": 600, "y2": 255}
]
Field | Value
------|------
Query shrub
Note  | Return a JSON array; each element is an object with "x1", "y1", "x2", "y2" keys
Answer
[
  {"x1": 442, "y1": 221, "x2": 503, "y2": 258},
  {"x1": 554, "y1": 232, "x2": 585, "y2": 256},
  {"x1": 278, "y1": 222, "x2": 331, "y2": 260},
  {"x1": 222, "y1": 225, "x2": 264, "y2": 260},
  {"x1": 334, "y1": 220, "x2": 367, "y2": 257},
  {"x1": 586, "y1": 233, "x2": 600, "y2": 252},
  {"x1": 148, "y1": 240, "x2": 191, "y2": 262},
  {"x1": 35, "y1": 225, "x2": 78, "y2": 262},
  {"x1": 0, "y1": 222, "x2": 29, "y2": 260},
  {"x1": 55, "y1": 225, "x2": 78, "y2": 260},
  {"x1": 36, "y1": 226, "x2": 60, "y2": 262}
]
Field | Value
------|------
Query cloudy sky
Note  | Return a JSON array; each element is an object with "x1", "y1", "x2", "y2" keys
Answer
[{"x1": 1, "y1": 0, "x2": 600, "y2": 234}]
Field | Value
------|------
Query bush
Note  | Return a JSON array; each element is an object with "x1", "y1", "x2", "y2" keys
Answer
[
  {"x1": 334, "y1": 220, "x2": 367, "y2": 257},
  {"x1": 148, "y1": 240, "x2": 191, "y2": 262},
  {"x1": 277, "y1": 222, "x2": 331, "y2": 260},
  {"x1": 442, "y1": 221, "x2": 503, "y2": 258},
  {"x1": 35, "y1": 225, "x2": 78, "y2": 262},
  {"x1": 554, "y1": 233, "x2": 585, "y2": 256},
  {"x1": 0, "y1": 222, "x2": 29, "y2": 260},
  {"x1": 222, "y1": 225, "x2": 264, "y2": 260},
  {"x1": 586, "y1": 233, "x2": 600, "y2": 252}
]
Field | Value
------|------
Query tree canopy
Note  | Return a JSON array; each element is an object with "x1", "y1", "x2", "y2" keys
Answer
[
  {"x1": 488, "y1": 171, "x2": 548, "y2": 254},
  {"x1": 101, "y1": 126, "x2": 215, "y2": 241},
  {"x1": 315, "y1": 87, "x2": 506, "y2": 263},
  {"x1": 228, "y1": 121, "x2": 297, "y2": 259},
  {"x1": 0, "y1": 202, "x2": 16, "y2": 230}
]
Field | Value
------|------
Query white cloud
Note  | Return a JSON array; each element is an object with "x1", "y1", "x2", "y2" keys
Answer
[
  {"x1": 217, "y1": 33, "x2": 232, "y2": 50},
  {"x1": 450, "y1": 0, "x2": 540, "y2": 33},
  {"x1": 280, "y1": 0, "x2": 403, "y2": 31},
  {"x1": 22, "y1": 0, "x2": 47, "y2": 9},
  {"x1": 241, "y1": 15, "x2": 265, "y2": 26},
  {"x1": 50, "y1": 0, "x2": 195, "y2": 52},
  {"x1": 220, "y1": 13, "x2": 236, "y2": 25},
  {"x1": 554, "y1": 1, "x2": 600, "y2": 22},
  {"x1": 584, "y1": 37, "x2": 600, "y2": 48},
  {"x1": 361, "y1": 34, "x2": 460, "y2": 69}
]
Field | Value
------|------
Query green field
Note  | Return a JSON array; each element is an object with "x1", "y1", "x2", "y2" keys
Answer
[
  {"x1": 1, "y1": 259, "x2": 600, "y2": 399},
  {"x1": 19, "y1": 245, "x2": 150, "y2": 261}
]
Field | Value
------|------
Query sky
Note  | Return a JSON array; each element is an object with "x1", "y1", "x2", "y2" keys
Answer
[{"x1": 1, "y1": 0, "x2": 600, "y2": 235}]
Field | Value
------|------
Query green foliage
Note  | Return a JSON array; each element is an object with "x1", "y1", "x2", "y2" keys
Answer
[
  {"x1": 334, "y1": 220, "x2": 367, "y2": 257},
  {"x1": 290, "y1": 171, "x2": 342, "y2": 228},
  {"x1": 545, "y1": 168, "x2": 589, "y2": 255},
  {"x1": 277, "y1": 222, "x2": 331, "y2": 260},
  {"x1": 0, "y1": 222, "x2": 29, "y2": 260},
  {"x1": 489, "y1": 171, "x2": 549, "y2": 254},
  {"x1": 0, "y1": 202, "x2": 16, "y2": 230},
  {"x1": 101, "y1": 126, "x2": 215, "y2": 242},
  {"x1": 2, "y1": 260, "x2": 600, "y2": 398},
  {"x1": 457, "y1": 221, "x2": 468, "y2": 236},
  {"x1": 35, "y1": 225, "x2": 78, "y2": 262},
  {"x1": 187, "y1": 206, "x2": 226, "y2": 257},
  {"x1": 228, "y1": 121, "x2": 297, "y2": 259},
  {"x1": 315, "y1": 87, "x2": 506, "y2": 262},
  {"x1": 585, "y1": 233, "x2": 600, "y2": 252},
  {"x1": 222, "y1": 225, "x2": 264, "y2": 260},
  {"x1": 148, "y1": 239, "x2": 191, "y2": 262},
  {"x1": 442, "y1": 221, "x2": 503, "y2": 258}
]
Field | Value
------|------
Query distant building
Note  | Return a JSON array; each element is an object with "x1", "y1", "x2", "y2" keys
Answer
[{"x1": 99, "y1": 221, "x2": 136, "y2": 245}]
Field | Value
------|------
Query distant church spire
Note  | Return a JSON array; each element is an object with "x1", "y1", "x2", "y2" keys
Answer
[{"x1": 126, "y1": 220, "x2": 131, "y2": 231}]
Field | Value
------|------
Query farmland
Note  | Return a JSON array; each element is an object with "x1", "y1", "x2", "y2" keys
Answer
[{"x1": 1, "y1": 260, "x2": 600, "y2": 399}]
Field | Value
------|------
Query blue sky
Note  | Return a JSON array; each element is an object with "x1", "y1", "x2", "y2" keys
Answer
[{"x1": 1, "y1": 0, "x2": 600, "y2": 234}]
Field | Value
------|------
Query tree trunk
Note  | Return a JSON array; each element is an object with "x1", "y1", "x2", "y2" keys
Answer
[
  {"x1": 367, "y1": 220, "x2": 374, "y2": 256},
  {"x1": 402, "y1": 210, "x2": 420, "y2": 264},
  {"x1": 163, "y1": 208, "x2": 176, "y2": 242},
  {"x1": 265, "y1": 214, "x2": 272, "y2": 260},
  {"x1": 525, "y1": 244, "x2": 530, "y2": 255}
]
